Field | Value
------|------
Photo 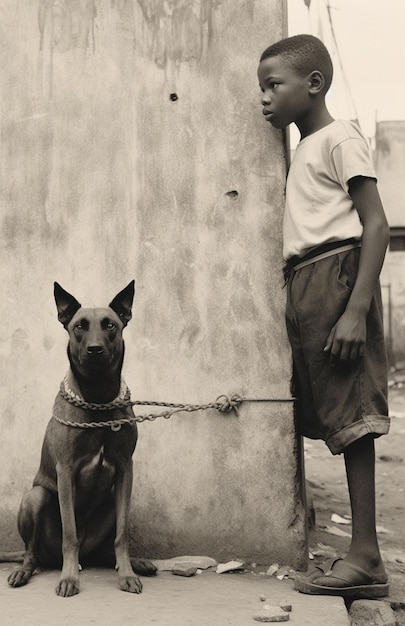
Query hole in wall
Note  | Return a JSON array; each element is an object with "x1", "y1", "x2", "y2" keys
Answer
[
  {"x1": 225, "y1": 190, "x2": 239, "y2": 200},
  {"x1": 169, "y1": 93, "x2": 178, "y2": 101}
]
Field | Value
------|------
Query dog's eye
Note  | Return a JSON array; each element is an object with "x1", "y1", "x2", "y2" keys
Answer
[
  {"x1": 74, "y1": 324, "x2": 83, "y2": 332},
  {"x1": 106, "y1": 322, "x2": 116, "y2": 331}
]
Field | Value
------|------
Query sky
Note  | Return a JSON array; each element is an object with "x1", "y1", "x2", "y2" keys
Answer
[{"x1": 287, "y1": 0, "x2": 405, "y2": 139}]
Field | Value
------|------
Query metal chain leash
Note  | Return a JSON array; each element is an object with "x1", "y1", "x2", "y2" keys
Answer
[{"x1": 53, "y1": 378, "x2": 294, "y2": 431}]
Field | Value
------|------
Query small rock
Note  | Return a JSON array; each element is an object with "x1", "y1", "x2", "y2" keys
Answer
[
  {"x1": 172, "y1": 564, "x2": 198, "y2": 577},
  {"x1": 279, "y1": 601, "x2": 292, "y2": 612},
  {"x1": 331, "y1": 513, "x2": 351, "y2": 525},
  {"x1": 259, "y1": 594, "x2": 266, "y2": 602},
  {"x1": 349, "y1": 599, "x2": 396, "y2": 626},
  {"x1": 276, "y1": 566, "x2": 290, "y2": 580},
  {"x1": 324, "y1": 525, "x2": 351, "y2": 538},
  {"x1": 153, "y1": 555, "x2": 217, "y2": 571},
  {"x1": 253, "y1": 605, "x2": 290, "y2": 622},
  {"x1": 266, "y1": 563, "x2": 279, "y2": 576},
  {"x1": 216, "y1": 560, "x2": 245, "y2": 574}
]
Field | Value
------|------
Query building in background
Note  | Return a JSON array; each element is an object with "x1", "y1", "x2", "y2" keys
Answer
[{"x1": 374, "y1": 121, "x2": 405, "y2": 369}]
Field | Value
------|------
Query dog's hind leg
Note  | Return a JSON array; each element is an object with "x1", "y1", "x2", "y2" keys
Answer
[
  {"x1": 130, "y1": 557, "x2": 158, "y2": 576},
  {"x1": 8, "y1": 486, "x2": 52, "y2": 588}
]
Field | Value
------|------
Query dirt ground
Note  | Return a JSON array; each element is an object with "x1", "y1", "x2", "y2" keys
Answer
[
  {"x1": 305, "y1": 378, "x2": 405, "y2": 623},
  {"x1": 0, "y1": 563, "x2": 351, "y2": 626}
]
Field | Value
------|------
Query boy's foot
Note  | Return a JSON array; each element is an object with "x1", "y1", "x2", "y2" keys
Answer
[{"x1": 294, "y1": 558, "x2": 389, "y2": 599}]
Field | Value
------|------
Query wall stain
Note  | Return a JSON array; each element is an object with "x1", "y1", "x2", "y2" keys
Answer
[
  {"x1": 39, "y1": 0, "x2": 97, "y2": 53},
  {"x1": 136, "y1": 0, "x2": 221, "y2": 67},
  {"x1": 38, "y1": 1, "x2": 222, "y2": 69}
]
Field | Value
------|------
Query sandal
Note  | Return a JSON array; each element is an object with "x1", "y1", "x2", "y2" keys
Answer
[{"x1": 294, "y1": 558, "x2": 389, "y2": 599}]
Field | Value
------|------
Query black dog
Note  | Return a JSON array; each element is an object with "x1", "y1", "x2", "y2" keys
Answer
[{"x1": 8, "y1": 281, "x2": 156, "y2": 596}]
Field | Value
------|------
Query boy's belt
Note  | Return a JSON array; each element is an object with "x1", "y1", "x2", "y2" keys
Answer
[{"x1": 283, "y1": 238, "x2": 361, "y2": 283}]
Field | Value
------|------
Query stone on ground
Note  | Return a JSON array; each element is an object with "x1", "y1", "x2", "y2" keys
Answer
[
  {"x1": 348, "y1": 599, "x2": 396, "y2": 626},
  {"x1": 253, "y1": 604, "x2": 290, "y2": 622}
]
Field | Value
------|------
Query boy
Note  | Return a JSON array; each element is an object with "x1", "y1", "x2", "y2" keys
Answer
[{"x1": 258, "y1": 34, "x2": 390, "y2": 598}]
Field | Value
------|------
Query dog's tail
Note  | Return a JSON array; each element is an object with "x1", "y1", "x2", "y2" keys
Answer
[{"x1": 0, "y1": 551, "x2": 24, "y2": 563}]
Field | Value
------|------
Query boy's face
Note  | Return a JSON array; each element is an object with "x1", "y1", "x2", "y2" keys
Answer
[{"x1": 258, "y1": 55, "x2": 311, "y2": 130}]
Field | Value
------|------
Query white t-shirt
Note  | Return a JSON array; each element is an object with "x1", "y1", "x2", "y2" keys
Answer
[{"x1": 283, "y1": 120, "x2": 376, "y2": 260}]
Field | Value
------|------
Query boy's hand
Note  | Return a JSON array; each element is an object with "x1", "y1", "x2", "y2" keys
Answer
[{"x1": 324, "y1": 311, "x2": 367, "y2": 367}]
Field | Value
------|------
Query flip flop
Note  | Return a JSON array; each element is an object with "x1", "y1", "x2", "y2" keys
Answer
[{"x1": 294, "y1": 558, "x2": 389, "y2": 599}]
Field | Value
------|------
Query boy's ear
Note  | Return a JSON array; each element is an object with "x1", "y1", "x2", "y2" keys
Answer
[{"x1": 308, "y1": 70, "x2": 325, "y2": 94}]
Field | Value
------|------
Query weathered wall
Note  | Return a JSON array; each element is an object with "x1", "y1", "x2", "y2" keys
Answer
[{"x1": 0, "y1": 0, "x2": 306, "y2": 566}]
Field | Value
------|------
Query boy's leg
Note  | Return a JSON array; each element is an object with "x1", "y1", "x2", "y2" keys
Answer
[{"x1": 312, "y1": 434, "x2": 387, "y2": 587}]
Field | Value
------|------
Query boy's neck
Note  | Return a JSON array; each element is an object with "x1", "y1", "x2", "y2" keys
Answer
[{"x1": 296, "y1": 102, "x2": 335, "y2": 140}]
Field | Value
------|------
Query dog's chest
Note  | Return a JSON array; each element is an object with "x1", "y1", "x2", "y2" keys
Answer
[
  {"x1": 73, "y1": 424, "x2": 135, "y2": 497},
  {"x1": 76, "y1": 443, "x2": 116, "y2": 495}
]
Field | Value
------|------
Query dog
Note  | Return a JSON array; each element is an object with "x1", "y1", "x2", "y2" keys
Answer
[{"x1": 8, "y1": 281, "x2": 156, "y2": 597}]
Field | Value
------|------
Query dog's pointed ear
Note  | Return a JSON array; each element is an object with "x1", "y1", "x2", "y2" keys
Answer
[
  {"x1": 54, "y1": 282, "x2": 81, "y2": 329},
  {"x1": 109, "y1": 280, "x2": 135, "y2": 327}
]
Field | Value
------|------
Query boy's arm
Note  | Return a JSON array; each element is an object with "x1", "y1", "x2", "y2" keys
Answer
[{"x1": 324, "y1": 176, "x2": 389, "y2": 366}]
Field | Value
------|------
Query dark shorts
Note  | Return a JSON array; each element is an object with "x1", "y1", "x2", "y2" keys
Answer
[{"x1": 285, "y1": 247, "x2": 390, "y2": 455}]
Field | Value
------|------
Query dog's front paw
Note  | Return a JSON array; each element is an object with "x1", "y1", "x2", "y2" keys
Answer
[
  {"x1": 56, "y1": 577, "x2": 80, "y2": 597},
  {"x1": 131, "y1": 557, "x2": 158, "y2": 577},
  {"x1": 8, "y1": 567, "x2": 32, "y2": 588},
  {"x1": 119, "y1": 574, "x2": 143, "y2": 593}
]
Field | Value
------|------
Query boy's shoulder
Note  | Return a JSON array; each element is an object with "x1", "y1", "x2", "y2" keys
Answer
[
  {"x1": 308, "y1": 119, "x2": 368, "y2": 149},
  {"x1": 290, "y1": 119, "x2": 375, "y2": 183},
  {"x1": 295, "y1": 120, "x2": 371, "y2": 167},
  {"x1": 328, "y1": 119, "x2": 368, "y2": 143}
]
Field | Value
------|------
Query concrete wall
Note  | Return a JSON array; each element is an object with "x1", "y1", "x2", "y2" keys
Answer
[{"x1": 0, "y1": 0, "x2": 306, "y2": 567}]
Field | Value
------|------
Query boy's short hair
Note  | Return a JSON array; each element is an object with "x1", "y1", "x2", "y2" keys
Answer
[{"x1": 260, "y1": 34, "x2": 333, "y2": 93}]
